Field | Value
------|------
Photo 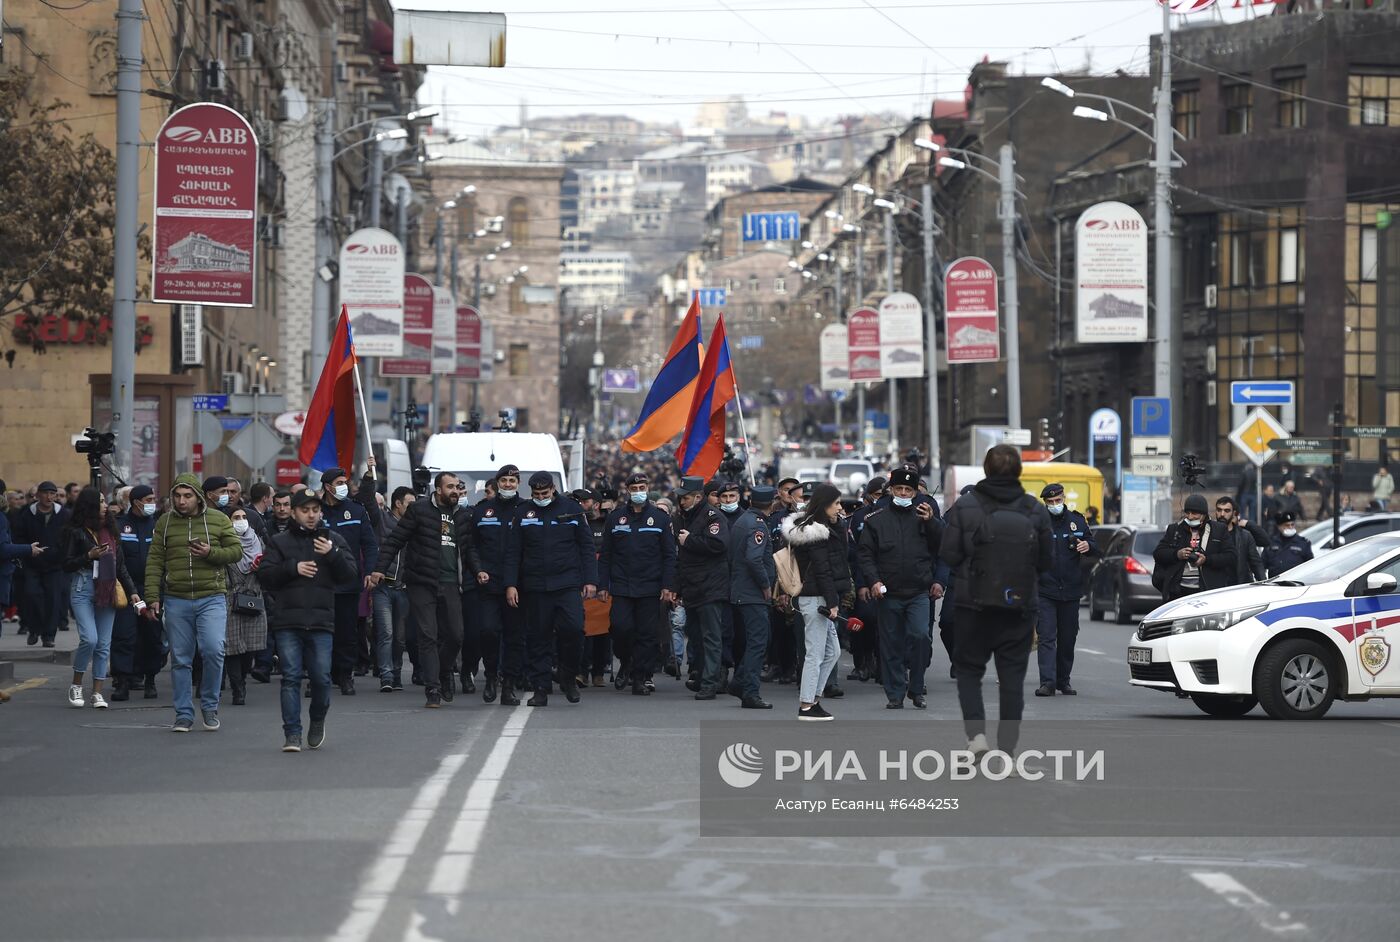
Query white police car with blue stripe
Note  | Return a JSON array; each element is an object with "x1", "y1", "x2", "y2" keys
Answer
[{"x1": 1128, "y1": 533, "x2": 1400, "y2": 719}]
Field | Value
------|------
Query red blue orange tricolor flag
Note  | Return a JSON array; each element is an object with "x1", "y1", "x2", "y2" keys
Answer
[
  {"x1": 675, "y1": 315, "x2": 736, "y2": 480},
  {"x1": 299, "y1": 305, "x2": 359, "y2": 472},
  {"x1": 621, "y1": 296, "x2": 703, "y2": 453}
]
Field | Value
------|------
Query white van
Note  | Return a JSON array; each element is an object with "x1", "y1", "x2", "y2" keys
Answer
[{"x1": 419, "y1": 432, "x2": 568, "y2": 499}]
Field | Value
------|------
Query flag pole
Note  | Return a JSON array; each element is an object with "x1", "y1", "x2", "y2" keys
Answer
[
  {"x1": 731, "y1": 382, "x2": 757, "y2": 488},
  {"x1": 352, "y1": 352, "x2": 377, "y2": 482}
]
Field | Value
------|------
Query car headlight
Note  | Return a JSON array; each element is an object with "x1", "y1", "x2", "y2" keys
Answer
[{"x1": 1167, "y1": 605, "x2": 1266, "y2": 635}]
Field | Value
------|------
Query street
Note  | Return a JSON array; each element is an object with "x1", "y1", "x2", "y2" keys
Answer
[{"x1": 4, "y1": 608, "x2": 1399, "y2": 942}]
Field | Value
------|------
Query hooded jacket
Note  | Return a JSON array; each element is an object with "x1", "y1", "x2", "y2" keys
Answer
[
  {"x1": 258, "y1": 522, "x2": 358, "y2": 631},
  {"x1": 781, "y1": 514, "x2": 852, "y2": 609},
  {"x1": 144, "y1": 473, "x2": 242, "y2": 601},
  {"x1": 938, "y1": 477, "x2": 1054, "y2": 612}
]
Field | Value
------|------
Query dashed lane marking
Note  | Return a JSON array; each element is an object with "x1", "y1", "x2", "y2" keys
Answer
[{"x1": 1190, "y1": 871, "x2": 1310, "y2": 936}]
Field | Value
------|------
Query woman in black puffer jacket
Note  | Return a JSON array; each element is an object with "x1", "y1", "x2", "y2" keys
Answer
[{"x1": 780, "y1": 483, "x2": 851, "y2": 721}]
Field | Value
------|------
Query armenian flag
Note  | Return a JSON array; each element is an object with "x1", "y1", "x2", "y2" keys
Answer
[
  {"x1": 299, "y1": 305, "x2": 359, "y2": 472},
  {"x1": 675, "y1": 315, "x2": 736, "y2": 480},
  {"x1": 621, "y1": 297, "x2": 703, "y2": 453}
]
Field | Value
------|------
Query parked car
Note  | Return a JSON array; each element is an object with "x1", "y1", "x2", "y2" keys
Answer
[
  {"x1": 1128, "y1": 531, "x2": 1400, "y2": 719},
  {"x1": 1297, "y1": 513, "x2": 1400, "y2": 554},
  {"x1": 1087, "y1": 526, "x2": 1165, "y2": 624}
]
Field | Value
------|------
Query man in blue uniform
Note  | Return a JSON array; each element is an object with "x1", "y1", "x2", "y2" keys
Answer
[
  {"x1": 846, "y1": 476, "x2": 887, "y2": 684},
  {"x1": 318, "y1": 468, "x2": 378, "y2": 695},
  {"x1": 110, "y1": 485, "x2": 161, "y2": 700},
  {"x1": 1264, "y1": 511, "x2": 1314, "y2": 577},
  {"x1": 468, "y1": 465, "x2": 526, "y2": 705},
  {"x1": 598, "y1": 472, "x2": 677, "y2": 696},
  {"x1": 1034, "y1": 483, "x2": 1099, "y2": 697},
  {"x1": 503, "y1": 472, "x2": 597, "y2": 706},
  {"x1": 727, "y1": 484, "x2": 776, "y2": 709},
  {"x1": 675, "y1": 476, "x2": 731, "y2": 699}
]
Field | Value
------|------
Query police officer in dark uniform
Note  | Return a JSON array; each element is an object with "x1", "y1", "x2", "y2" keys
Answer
[
  {"x1": 715, "y1": 480, "x2": 749, "y2": 680},
  {"x1": 675, "y1": 476, "x2": 731, "y2": 698},
  {"x1": 846, "y1": 476, "x2": 887, "y2": 683},
  {"x1": 727, "y1": 484, "x2": 776, "y2": 709},
  {"x1": 110, "y1": 485, "x2": 161, "y2": 701},
  {"x1": 503, "y1": 472, "x2": 597, "y2": 706},
  {"x1": 1035, "y1": 483, "x2": 1099, "y2": 697},
  {"x1": 598, "y1": 472, "x2": 677, "y2": 696},
  {"x1": 580, "y1": 486, "x2": 613, "y2": 688},
  {"x1": 1264, "y1": 511, "x2": 1314, "y2": 577},
  {"x1": 320, "y1": 467, "x2": 379, "y2": 696},
  {"x1": 467, "y1": 465, "x2": 525, "y2": 705}
]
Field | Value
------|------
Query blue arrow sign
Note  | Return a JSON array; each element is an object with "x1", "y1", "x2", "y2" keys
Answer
[
  {"x1": 1230, "y1": 381, "x2": 1294, "y2": 405},
  {"x1": 742, "y1": 211, "x2": 801, "y2": 243},
  {"x1": 694, "y1": 287, "x2": 727, "y2": 307}
]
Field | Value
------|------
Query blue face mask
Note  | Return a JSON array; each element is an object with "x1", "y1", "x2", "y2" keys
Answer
[
  {"x1": 720, "y1": 501, "x2": 739, "y2": 513},
  {"x1": 333, "y1": 484, "x2": 349, "y2": 501},
  {"x1": 533, "y1": 496, "x2": 553, "y2": 507},
  {"x1": 142, "y1": 502, "x2": 158, "y2": 517},
  {"x1": 629, "y1": 491, "x2": 647, "y2": 504},
  {"x1": 217, "y1": 493, "x2": 230, "y2": 508},
  {"x1": 1047, "y1": 503, "x2": 1065, "y2": 516},
  {"x1": 892, "y1": 496, "x2": 913, "y2": 509}
]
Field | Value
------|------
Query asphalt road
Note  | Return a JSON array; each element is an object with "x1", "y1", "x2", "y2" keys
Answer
[{"x1": 3, "y1": 610, "x2": 1399, "y2": 942}]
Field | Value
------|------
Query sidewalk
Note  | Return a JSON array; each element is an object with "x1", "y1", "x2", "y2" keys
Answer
[{"x1": 0, "y1": 623, "x2": 77, "y2": 686}]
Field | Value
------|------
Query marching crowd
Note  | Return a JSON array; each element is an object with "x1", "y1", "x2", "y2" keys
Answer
[{"x1": 2, "y1": 441, "x2": 1324, "y2": 755}]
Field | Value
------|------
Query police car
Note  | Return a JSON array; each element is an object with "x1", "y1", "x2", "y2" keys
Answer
[{"x1": 1128, "y1": 533, "x2": 1400, "y2": 719}]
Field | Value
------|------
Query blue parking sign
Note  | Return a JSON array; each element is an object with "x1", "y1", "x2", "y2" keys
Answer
[{"x1": 1131, "y1": 397, "x2": 1171, "y2": 437}]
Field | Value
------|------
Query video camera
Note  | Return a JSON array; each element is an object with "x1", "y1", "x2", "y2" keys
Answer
[
  {"x1": 1178, "y1": 453, "x2": 1207, "y2": 488},
  {"x1": 75, "y1": 427, "x2": 117, "y2": 488},
  {"x1": 718, "y1": 444, "x2": 746, "y2": 479},
  {"x1": 411, "y1": 465, "x2": 434, "y2": 498}
]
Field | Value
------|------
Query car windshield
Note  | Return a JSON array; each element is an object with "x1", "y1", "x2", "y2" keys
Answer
[
  {"x1": 1299, "y1": 519, "x2": 1342, "y2": 545},
  {"x1": 831, "y1": 462, "x2": 867, "y2": 479},
  {"x1": 1133, "y1": 530, "x2": 1165, "y2": 554},
  {"x1": 1263, "y1": 537, "x2": 1400, "y2": 585}
]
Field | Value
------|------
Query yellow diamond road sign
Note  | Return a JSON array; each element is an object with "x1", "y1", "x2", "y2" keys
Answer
[{"x1": 1229, "y1": 408, "x2": 1288, "y2": 468}]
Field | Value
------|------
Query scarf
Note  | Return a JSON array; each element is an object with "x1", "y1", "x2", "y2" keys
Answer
[
  {"x1": 90, "y1": 527, "x2": 118, "y2": 608},
  {"x1": 234, "y1": 525, "x2": 263, "y2": 575}
]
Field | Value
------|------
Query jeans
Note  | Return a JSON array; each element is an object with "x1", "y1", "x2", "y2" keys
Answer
[
  {"x1": 953, "y1": 607, "x2": 1033, "y2": 754},
  {"x1": 733, "y1": 603, "x2": 770, "y2": 699},
  {"x1": 373, "y1": 585, "x2": 409, "y2": 682},
  {"x1": 275, "y1": 629, "x2": 332, "y2": 736},
  {"x1": 164, "y1": 594, "x2": 228, "y2": 720},
  {"x1": 1035, "y1": 596, "x2": 1081, "y2": 688},
  {"x1": 407, "y1": 582, "x2": 463, "y2": 693},
  {"x1": 670, "y1": 604, "x2": 687, "y2": 661},
  {"x1": 797, "y1": 597, "x2": 840, "y2": 703},
  {"x1": 70, "y1": 572, "x2": 115, "y2": 680},
  {"x1": 686, "y1": 601, "x2": 723, "y2": 692},
  {"x1": 877, "y1": 594, "x2": 932, "y2": 701}
]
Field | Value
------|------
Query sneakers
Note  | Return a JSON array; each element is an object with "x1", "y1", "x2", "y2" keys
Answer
[
  {"x1": 282, "y1": 735, "x2": 302, "y2": 752},
  {"x1": 380, "y1": 678, "x2": 394, "y2": 693},
  {"x1": 308, "y1": 720, "x2": 326, "y2": 750},
  {"x1": 91, "y1": 692, "x2": 109, "y2": 710},
  {"x1": 967, "y1": 733, "x2": 989, "y2": 757},
  {"x1": 1034, "y1": 683, "x2": 1057, "y2": 697},
  {"x1": 172, "y1": 717, "x2": 194, "y2": 733},
  {"x1": 391, "y1": 675, "x2": 404, "y2": 691},
  {"x1": 67, "y1": 685, "x2": 85, "y2": 708},
  {"x1": 798, "y1": 702, "x2": 834, "y2": 722},
  {"x1": 440, "y1": 676, "x2": 456, "y2": 703},
  {"x1": 1057, "y1": 684, "x2": 1078, "y2": 696},
  {"x1": 201, "y1": 710, "x2": 220, "y2": 731},
  {"x1": 425, "y1": 689, "x2": 442, "y2": 709}
]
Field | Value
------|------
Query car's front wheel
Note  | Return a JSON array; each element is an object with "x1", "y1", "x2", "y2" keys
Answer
[
  {"x1": 1088, "y1": 589, "x2": 1104, "y2": 621},
  {"x1": 1190, "y1": 693, "x2": 1258, "y2": 718},
  {"x1": 1254, "y1": 639, "x2": 1337, "y2": 720},
  {"x1": 1113, "y1": 583, "x2": 1132, "y2": 624}
]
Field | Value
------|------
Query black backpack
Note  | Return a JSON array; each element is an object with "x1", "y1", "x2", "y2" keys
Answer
[{"x1": 968, "y1": 493, "x2": 1039, "y2": 611}]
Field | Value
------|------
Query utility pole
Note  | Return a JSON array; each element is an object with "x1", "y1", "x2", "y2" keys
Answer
[
  {"x1": 394, "y1": 186, "x2": 409, "y2": 440},
  {"x1": 311, "y1": 98, "x2": 335, "y2": 393},
  {"x1": 110, "y1": 0, "x2": 143, "y2": 481},
  {"x1": 855, "y1": 226, "x2": 866, "y2": 456},
  {"x1": 449, "y1": 236, "x2": 459, "y2": 429},
  {"x1": 368, "y1": 140, "x2": 383, "y2": 229},
  {"x1": 1154, "y1": 4, "x2": 1178, "y2": 451},
  {"x1": 922, "y1": 181, "x2": 941, "y2": 473},
  {"x1": 999, "y1": 143, "x2": 1022, "y2": 430},
  {"x1": 471, "y1": 259, "x2": 482, "y2": 413},
  {"x1": 591, "y1": 304, "x2": 604, "y2": 433},
  {"x1": 884, "y1": 208, "x2": 899, "y2": 457},
  {"x1": 432, "y1": 210, "x2": 444, "y2": 433},
  {"x1": 834, "y1": 260, "x2": 844, "y2": 449}
]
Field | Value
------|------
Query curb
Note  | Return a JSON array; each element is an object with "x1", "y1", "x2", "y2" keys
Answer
[{"x1": 0, "y1": 648, "x2": 74, "y2": 665}]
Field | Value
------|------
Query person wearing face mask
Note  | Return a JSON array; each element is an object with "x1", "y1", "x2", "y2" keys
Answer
[
  {"x1": 1152, "y1": 493, "x2": 1237, "y2": 602},
  {"x1": 202, "y1": 476, "x2": 233, "y2": 517},
  {"x1": 319, "y1": 468, "x2": 379, "y2": 697},
  {"x1": 598, "y1": 472, "x2": 677, "y2": 696},
  {"x1": 726, "y1": 485, "x2": 776, "y2": 709},
  {"x1": 109, "y1": 485, "x2": 163, "y2": 701},
  {"x1": 369, "y1": 472, "x2": 483, "y2": 709},
  {"x1": 1263, "y1": 511, "x2": 1313, "y2": 578},
  {"x1": 858, "y1": 467, "x2": 944, "y2": 709},
  {"x1": 502, "y1": 472, "x2": 597, "y2": 707},
  {"x1": 674, "y1": 475, "x2": 731, "y2": 698},
  {"x1": 1033, "y1": 483, "x2": 1099, "y2": 698},
  {"x1": 466, "y1": 465, "x2": 526, "y2": 705},
  {"x1": 221, "y1": 508, "x2": 267, "y2": 706}
]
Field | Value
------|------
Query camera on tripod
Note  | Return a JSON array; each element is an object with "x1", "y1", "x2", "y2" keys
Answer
[
  {"x1": 75, "y1": 427, "x2": 117, "y2": 488},
  {"x1": 718, "y1": 444, "x2": 746, "y2": 480},
  {"x1": 1178, "y1": 453, "x2": 1206, "y2": 487},
  {"x1": 411, "y1": 465, "x2": 434, "y2": 497}
]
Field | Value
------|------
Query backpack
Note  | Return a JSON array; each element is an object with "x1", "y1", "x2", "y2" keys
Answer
[
  {"x1": 967, "y1": 493, "x2": 1038, "y2": 611},
  {"x1": 772, "y1": 546, "x2": 803, "y2": 597}
]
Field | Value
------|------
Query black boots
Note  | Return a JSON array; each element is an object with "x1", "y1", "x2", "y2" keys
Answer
[
  {"x1": 111, "y1": 676, "x2": 131, "y2": 702},
  {"x1": 499, "y1": 680, "x2": 521, "y2": 706},
  {"x1": 483, "y1": 675, "x2": 498, "y2": 703},
  {"x1": 144, "y1": 675, "x2": 157, "y2": 699}
]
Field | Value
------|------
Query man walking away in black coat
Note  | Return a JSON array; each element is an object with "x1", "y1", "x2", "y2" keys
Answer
[
  {"x1": 1034, "y1": 483, "x2": 1099, "y2": 698},
  {"x1": 1215, "y1": 496, "x2": 1267, "y2": 584},
  {"x1": 1152, "y1": 494, "x2": 1237, "y2": 601},
  {"x1": 938, "y1": 446, "x2": 1052, "y2": 757},
  {"x1": 258, "y1": 491, "x2": 358, "y2": 752}
]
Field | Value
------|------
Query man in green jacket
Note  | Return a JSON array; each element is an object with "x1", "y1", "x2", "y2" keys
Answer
[{"x1": 144, "y1": 473, "x2": 241, "y2": 732}]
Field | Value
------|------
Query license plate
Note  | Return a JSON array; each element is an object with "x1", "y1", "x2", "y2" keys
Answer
[{"x1": 1127, "y1": 647, "x2": 1153, "y2": 665}]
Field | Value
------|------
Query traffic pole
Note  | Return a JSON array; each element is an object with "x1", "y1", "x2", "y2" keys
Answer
[
  {"x1": 1155, "y1": 3, "x2": 1177, "y2": 451},
  {"x1": 311, "y1": 98, "x2": 335, "y2": 398},
  {"x1": 884, "y1": 208, "x2": 899, "y2": 457},
  {"x1": 855, "y1": 226, "x2": 866, "y2": 457},
  {"x1": 921, "y1": 181, "x2": 941, "y2": 474},
  {"x1": 999, "y1": 143, "x2": 1021, "y2": 430},
  {"x1": 110, "y1": 0, "x2": 143, "y2": 482}
]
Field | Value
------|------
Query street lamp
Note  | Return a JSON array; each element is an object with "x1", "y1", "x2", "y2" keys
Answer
[{"x1": 852, "y1": 183, "x2": 875, "y2": 196}]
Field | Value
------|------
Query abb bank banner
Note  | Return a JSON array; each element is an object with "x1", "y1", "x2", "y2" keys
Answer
[
  {"x1": 1075, "y1": 201, "x2": 1148, "y2": 344},
  {"x1": 944, "y1": 257, "x2": 1000, "y2": 363},
  {"x1": 152, "y1": 103, "x2": 258, "y2": 307},
  {"x1": 339, "y1": 228, "x2": 405, "y2": 357},
  {"x1": 381, "y1": 273, "x2": 435, "y2": 376},
  {"x1": 846, "y1": 308, "x2": 881, "y2": 382},
  {"x1": 455, "y1": 305, "x2": 482, "y2": 380}
]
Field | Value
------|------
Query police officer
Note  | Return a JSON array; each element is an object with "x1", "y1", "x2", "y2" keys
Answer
[
  {"x1": 1034, "y1": 483, "x2": 1099, "y2": 698},
  {"x1": 598, "y1": 473, "x2": 677, "y2": 696},
  {"x1": 1264, "y1": 511, "x2": 1314, "y2": 577},
  {"x1": 109, "y1": 485, "x2": 161, "y2": 701},
  {"x1": 675, "y1": 476, "x2": 730, "y2": 699},
  {"x1": 581, "y1": 486, "x2": 613, "y2": 689},
  {"x1": 715, "y1": 480, "x2": 750, "y2": 681},
  {"x1": 503, "y1": 472, "x2": 597, "y2": 706},
  {"x1": 845, "y1": 476, "x2": 887, "y2": 684},
  {"x1": 469, "y1": 465, "x2": 525, "y2": 705},
  {"x1": 320, "y1": 467, "x2": 379, "y2": 696},
  {"x1": 726, "y1": 484, "x2": 776, "y2": 709}
]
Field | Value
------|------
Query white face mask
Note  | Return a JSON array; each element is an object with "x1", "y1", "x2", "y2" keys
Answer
[
  {"x1": 892, "y1": 496, "x2": 913, "y2": 509},
  {"x1": 533, "y1": 496, "x2": 553, "y2": 507},
  {"x1": 333, "y1": 484, "x2": 349, "y2": 501},
  {"x1": 720, "y1": 501, "x2": 739, "y2": 513},
  {"x1": 1281, "y1": 528, "x2": 1297, "y2": 538},
  {"x1": 1047, "y1": 503, "x2": 1065, "y2": 516},
  {"x1": 142, "y1": 502, "x2": 158, "y2": 517},
  {"x1": 216, "y1": 493, "x2": 230, "y2": 508},
  {"x1": 232, "y1": 520, "x2": 250, "y2": 535},
  {"x1": 794, "y1": 502, "x2": 807, "y2": 512},
  {"x1": 1184, "y1": 517, "x2": 1203, "y2": 528},
  {"x1": 498, "y1": 488, "x2": 518, "y2": 500}
]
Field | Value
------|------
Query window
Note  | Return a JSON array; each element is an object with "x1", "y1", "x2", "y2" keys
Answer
[
  {"x1": 1172, "y1": 85, "x2": 1199, "y2": 140},
  {"x1": 726, "y1": 278, "x2": 740, "y2": 293},
  {"x1": 455, "y1": 199, "x2": 476, "y2": 239},
  {"x1": 773, "y1": 277, "x2": 786, "y2": 294},
  {"x1": 1229, "y1": 233, "x2": 1249, "y2": 287},
  {"x1": 508, "y1": 343, "x2": 529, "y2": 377},
  {"x1": 507, "y1": 197, "x2": 529, "y2": 244},
  {"x1": 748, "y1": 274, "x2": 760, "y2": 292},
  {"x1": 1349, "y1": 72, "x2": 1400, "y2": 128},
  {"x1": 1362, "y1": 226, "x2": 1378, "y2": 282},
  {"x1": 1280, "y1": 228, "x2": 1300, "y2": 284},
  {"x1": 510, "y1": 277, "x2": 528, "y2": 314},
  {"x1": 1223, "y1": 82, "x2": 1252, "y2": 135},
  {"x1": 1276, "y1": 74, "x2": 1306, "y2": 128},
  {"x1": 744, "y1": 304, "x2": 757, "y2": 320}
]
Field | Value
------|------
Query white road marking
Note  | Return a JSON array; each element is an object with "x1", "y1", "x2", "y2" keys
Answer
[
  {"x1": 330, "y1": 719, "x2": 491, "y2": 942},
  {"x1": 1079, "y1": 647, "x2": 1107, "y2": 655},
  {"x1": 1190, "y1": 871, "x2": 1310, "y2": 936}
]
